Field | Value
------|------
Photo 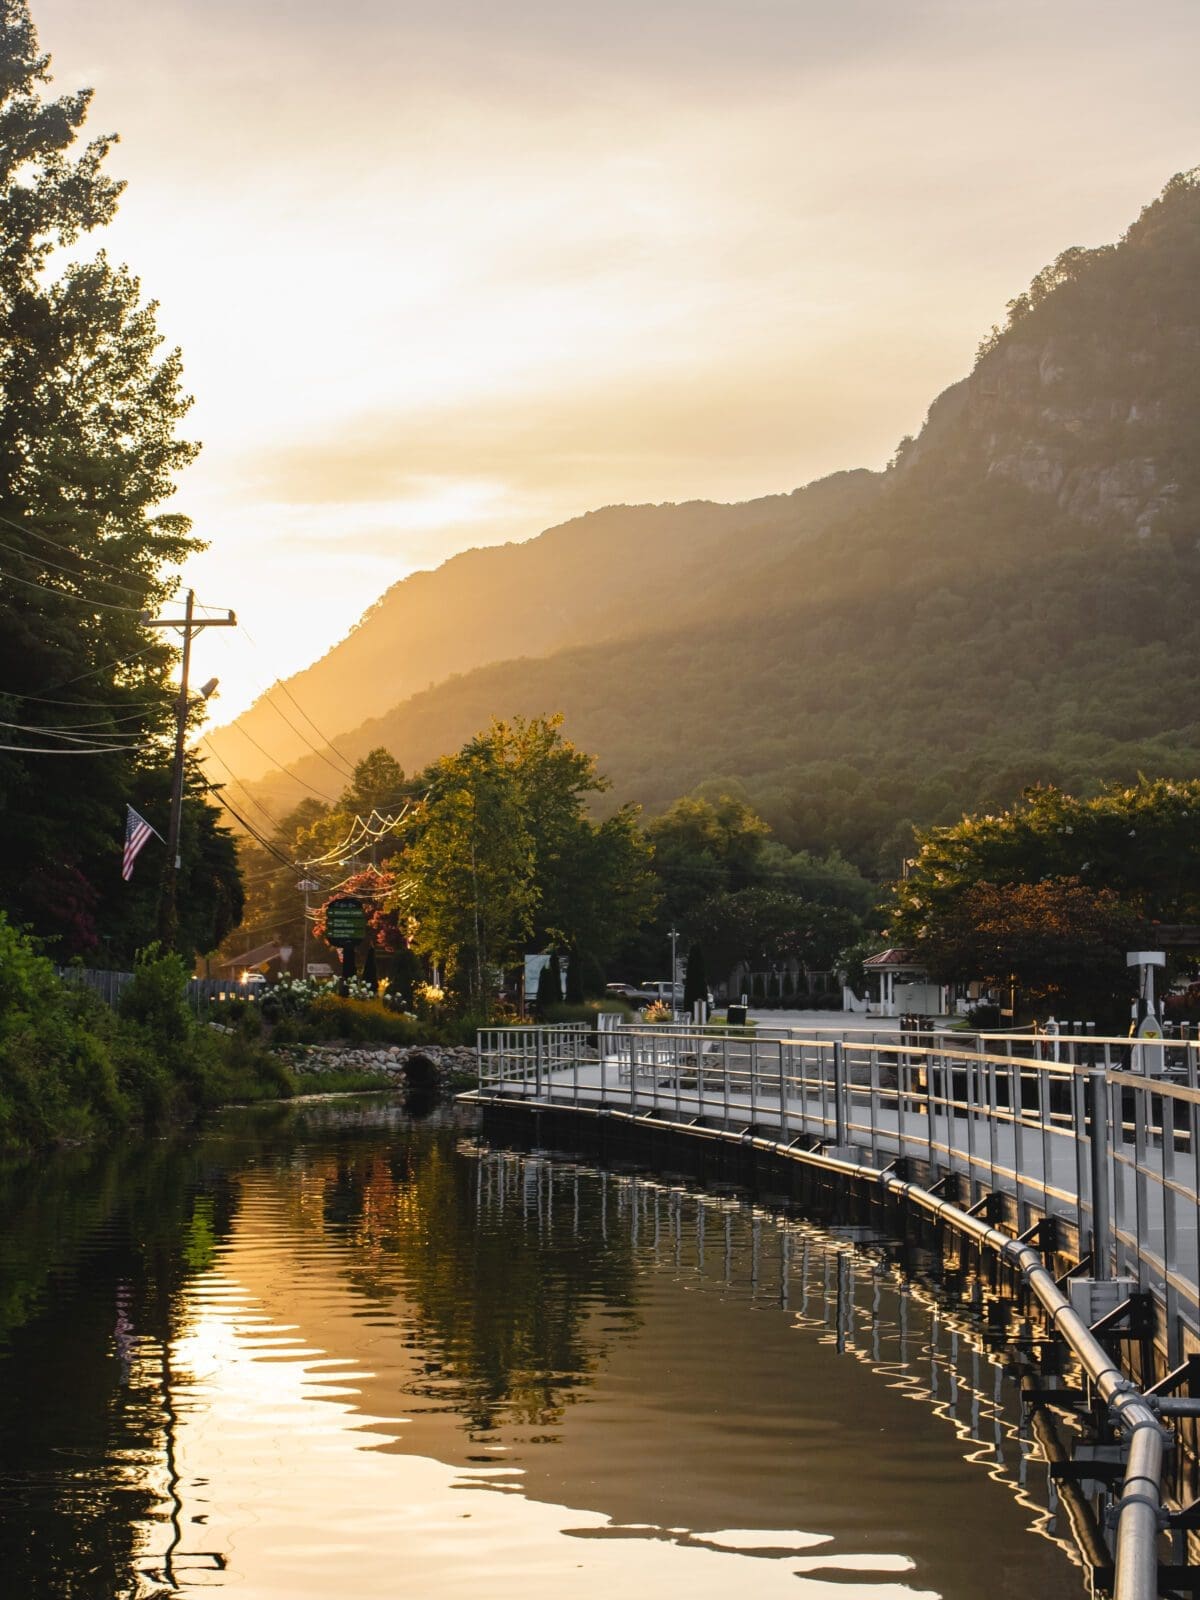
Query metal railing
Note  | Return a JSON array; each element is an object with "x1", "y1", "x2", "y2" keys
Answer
[
  {"x1": 476, "y1": 1021, "x2": 1200, "y2": 1356},
  {"x1": 475, "y1": 1020, "x2": 1187, "y2": 1600}
]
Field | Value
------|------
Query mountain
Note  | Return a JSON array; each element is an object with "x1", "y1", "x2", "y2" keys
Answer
[
  {"x1": 205, "y1": 471, "x2": 878, "y2": 784},
  {"x1": 215, "y1": 169, "x2": 1200, "y2": 874}
]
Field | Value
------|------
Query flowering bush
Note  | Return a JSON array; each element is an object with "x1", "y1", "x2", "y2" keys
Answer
[{"x1": 642, "y1": 1000, "x2": 672, "y2": 1023}]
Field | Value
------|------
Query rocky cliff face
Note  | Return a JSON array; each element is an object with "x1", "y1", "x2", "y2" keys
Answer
[{"x1": 900, "y1": 169, "x2": 1200, "y2": 546}]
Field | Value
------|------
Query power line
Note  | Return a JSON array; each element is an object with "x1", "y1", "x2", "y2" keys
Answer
[
  {"x1": 0, "y1": 531, "x2": 153, "y2": 604},
  {"x1": 0, "y1": 566, "x2": 145, "y2": 613},
  {"x1": 224, "y1": 720, "x2": 340, "y2": 803},
  {"x1": 0, "y1": 718, "x2": 150, "y2": 745},
  {"x1": 201, "y1": 738, "x2": 299, "y2": 835},
  {"x1": 210, "y1": 790, "x2": 304, "y2": 872},
  {"x1": 0, "y1": 739, "x2": 142, "y2": 754},
  {"x1": 0, "y1": 686, "x2": 165, "y2": 711},
  {"x1": 51, "y1": 639, "x2": 164, "y2": 691},
  {"x1": 0, "y1": 507, "x2": 152, "y2": 583},
  {"x1": 261, "y1": 692, "x2": 357, "y2": 783},
  {"x1": 271, "y1": 675, "x2": 356, "y2": 775},
  {"x1": 0, "y1": 708, "x2": 155, "y2": 731},
  {"x1": 235, "y1": 621, "x2": 356, "y2": 778}
]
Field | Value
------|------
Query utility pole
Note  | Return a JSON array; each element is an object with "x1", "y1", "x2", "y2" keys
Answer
[{"x1": 144, "y1": 589, "x2": 236, "y2": 947}]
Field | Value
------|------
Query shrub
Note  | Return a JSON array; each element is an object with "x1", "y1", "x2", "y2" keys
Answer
[
  {"x1": 119, "y1": 944, "x2": 194, "y2": 1047},
  {"x1": 306, "y1": 993, "x2": 423, "y2": 1044}
]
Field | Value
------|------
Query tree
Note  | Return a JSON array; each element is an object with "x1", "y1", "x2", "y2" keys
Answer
[
  {"x1": 645, "y1": 790, "x2": 770, "y2": 927},
  {"x1": 891, "y1": 780, "x2": 1200, "y2": 942},
  {"x1": 535, "y1": 952, "x2": 562, "y2": 1016},
  {"x1": 916, "y1": 876, "x2": 1140, "y2": 1024},
  {"x1": 697, "y1": 888, "x2": 861, "y2": 986},
  {"x1": 682, "y1": 942, "x2": 709, "y2": 1010},
  {"x1": 400, "y1": 734, "x2": 535, "y2": 1011},
  {"x1": 394, "y1": 717, "x2": 656, "y2": 1009},
  {"x1": 0, "y1": 3, "x2": 230, "y2": 960}
]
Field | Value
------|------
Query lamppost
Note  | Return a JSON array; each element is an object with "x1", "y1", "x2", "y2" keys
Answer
[
  {"x1": 297, "y1": 877, "x2": 322, "y2": 976},
  {"x1": 669, "y1": 926, "x2": 679, "y2": 1015}
]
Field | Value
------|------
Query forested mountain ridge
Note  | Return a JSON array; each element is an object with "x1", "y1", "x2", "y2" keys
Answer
[
  {"x1": 229, "y1": 170, "x2": 1200, "y2": 875},
  {"x1": 206, "y1": 469, "x2": 879, "y2": 782}
]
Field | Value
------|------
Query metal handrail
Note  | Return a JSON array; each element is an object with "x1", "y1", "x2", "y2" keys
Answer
[{"x1": 474, "y1": 1019, "x2": 1198, "y2": 1600}]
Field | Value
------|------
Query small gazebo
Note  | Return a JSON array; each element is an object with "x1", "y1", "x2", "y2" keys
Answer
[{"x1": 861, "y1": 948, "x2": 946, "y2": 1018}]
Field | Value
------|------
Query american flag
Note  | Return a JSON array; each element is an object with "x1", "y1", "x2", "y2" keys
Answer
[{"x1": 122, "y1": 806, "x2": 161, "y2": 881}]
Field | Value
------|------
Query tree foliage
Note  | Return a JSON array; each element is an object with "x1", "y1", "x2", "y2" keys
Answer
[
  {"x1": 916, "y1": 876, "x2": 1139, "y2": 1022},
  {"x1": 0, "y1": 2, "x2": 237, "y2": 961},
  {"x1": 891, "y1": 779, "x2": 1200, "y2": 941},
  {"x1": 393, "y1": 717, "x2": 657, "y2": 1012}
]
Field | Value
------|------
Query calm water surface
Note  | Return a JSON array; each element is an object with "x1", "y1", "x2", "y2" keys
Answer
[{"x1": 0, "y1": 1098, "x2": 1085, "y2": 1599}]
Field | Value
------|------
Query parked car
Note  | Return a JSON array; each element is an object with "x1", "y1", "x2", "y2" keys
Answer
[{"x1": 605, "y1": 981, "x2": 656, "y2": 1004}]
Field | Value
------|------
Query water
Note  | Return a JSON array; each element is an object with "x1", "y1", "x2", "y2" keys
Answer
[{"x1": 0, "y1": 1097, "x2": 1084, "y2": 1598}]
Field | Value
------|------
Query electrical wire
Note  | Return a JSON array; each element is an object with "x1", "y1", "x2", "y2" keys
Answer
[
  {"x1": 272, "y1": 675, "x2": 356, "y2": 773},
  {"x1": 261, "y1": 693, "x2": 357, "y2": 783},
  {"x1": 234, "y1": 621, "x2": 356, "y2": 779},
  {"x1": 0, "y1": 708, "x2": 156, "y2": 731},
  {"x1": 51, "y1": 639, "x2": 164, "y2": 690},
  {"x1": 0, "y1": 507, "x2": 152, "y2": 583},
  {"x1": 0, "y1": 686, "x2": 164, "y2": 710},
  {"x1": 0, "y1": 566, "x2": 146, "y2": 613},
  {"x1": 0, "y1": 739, "x2": 142, "y2": 754},
  {"x1": 0, "y1": 531, "x2": 153, "y2": 604},
  {"x1": 210, "y1": 790, "x2": 305, "y2": 872},
  {"x1": 224, "y1": 720, "x2": 340, "y2": 803}
]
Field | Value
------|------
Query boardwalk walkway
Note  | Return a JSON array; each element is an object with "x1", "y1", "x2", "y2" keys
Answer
[{"x1": 474, "y1": 1022, "x2": 1200, "y2": 1363}]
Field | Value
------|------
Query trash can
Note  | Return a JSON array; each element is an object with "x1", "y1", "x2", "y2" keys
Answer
[{"x1": 727, "y1": 1004, "x2": 748, "y2": 1026}]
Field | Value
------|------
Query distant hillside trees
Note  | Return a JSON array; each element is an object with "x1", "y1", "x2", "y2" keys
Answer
[
  {"x1": 0, "y1": 2, "x2": 239, "y2": 961},
  {"x1": 626, "y1": 784, "x2": 873, "y2": 993}
]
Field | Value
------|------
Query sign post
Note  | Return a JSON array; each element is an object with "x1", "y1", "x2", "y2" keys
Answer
[{"x1": 325, "y1": 896, "x2": 369, "y2": 994}]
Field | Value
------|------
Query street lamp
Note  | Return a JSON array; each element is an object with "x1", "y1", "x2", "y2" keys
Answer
[{"x1": 669, "y1": 926, "x2": 679, "y2": 1015}]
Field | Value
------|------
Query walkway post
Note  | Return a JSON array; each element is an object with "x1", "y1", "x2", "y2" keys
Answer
[
  {"x1": 833, "y1": 1041, "x2": 847, "y2": 1147},
  {"x1": 1089, "y1": 1064, "x2": 1111, "y2": 1280},
  {"x1": 778, "y1": 1040, "x2": 789, "y2": 1142}
]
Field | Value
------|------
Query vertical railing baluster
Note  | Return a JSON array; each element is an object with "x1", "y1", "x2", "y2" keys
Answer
[{"x1": 779, "y1": 1040, "x2": 789, "y2": 1143}]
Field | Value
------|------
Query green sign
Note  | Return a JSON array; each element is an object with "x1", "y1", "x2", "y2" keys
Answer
[{"x1": 325, "y1": 895, "x2": 368, "y2": 945}]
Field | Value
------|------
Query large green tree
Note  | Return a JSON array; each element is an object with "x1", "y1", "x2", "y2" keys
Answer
[
  {"x1": 392, "y1": 717, "x2": 657, "y2": 1012},
  {"x1": 402, "y1": 732, "x2": 536, "y2": 1009},
  {"x1": 891, "y1": 780, "x2": 1200, "y2": 940},
  {"x1": 0, "y1": 1, "x2": 238, "y2": 960}
]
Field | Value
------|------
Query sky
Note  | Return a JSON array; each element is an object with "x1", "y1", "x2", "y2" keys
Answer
[{"x1": 34, "y1": 0, "x2": 1200, "y2": 724}]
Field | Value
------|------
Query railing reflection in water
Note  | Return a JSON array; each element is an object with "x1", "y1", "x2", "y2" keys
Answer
[
  {"x1": 469, "y1": 1144, "x2": 1081, "y2": 1572},
  {"x1": 477, "y1": 1023, "x2": 1200, "y2": 1365}
]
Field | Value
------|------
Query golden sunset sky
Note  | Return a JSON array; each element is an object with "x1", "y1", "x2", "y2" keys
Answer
[{"x1": 36, "y1": 0, "x2": 1200, "y2": 722}]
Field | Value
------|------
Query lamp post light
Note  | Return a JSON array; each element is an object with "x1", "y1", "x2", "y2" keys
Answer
[{"x1": 669, "y1": 926, "x2": 679, "y2": 1016}]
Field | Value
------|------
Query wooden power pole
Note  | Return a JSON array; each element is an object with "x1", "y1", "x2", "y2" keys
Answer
[{"x1": 144, "y1": 589, "x2": 236, "y2": 947}]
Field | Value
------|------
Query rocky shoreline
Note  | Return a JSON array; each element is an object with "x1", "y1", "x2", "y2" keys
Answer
[{"x1": 278, "y1": 1042, "x2": 478, "y2": 1093}]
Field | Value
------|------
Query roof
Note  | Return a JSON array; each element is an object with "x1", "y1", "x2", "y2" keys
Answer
[
  {"x1": 213, "y1": 942, "x2": 283, "y2": 972},
  {"x1": 862, "y1": 948, "x2": 926, "y2": 970}
]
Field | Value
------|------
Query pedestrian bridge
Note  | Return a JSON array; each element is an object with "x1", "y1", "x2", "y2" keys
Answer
[{"x1": 468, "y1": 1019, "x2": 1200, "y2": 1600}]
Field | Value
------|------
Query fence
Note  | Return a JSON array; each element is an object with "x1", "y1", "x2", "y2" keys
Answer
[
  {"x1": 476, "y1": 1020, "x2": 1200, "y2": 1365},
  {"x1": 55, "y1": 967, "x2": 269, "y2": 1013}
]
